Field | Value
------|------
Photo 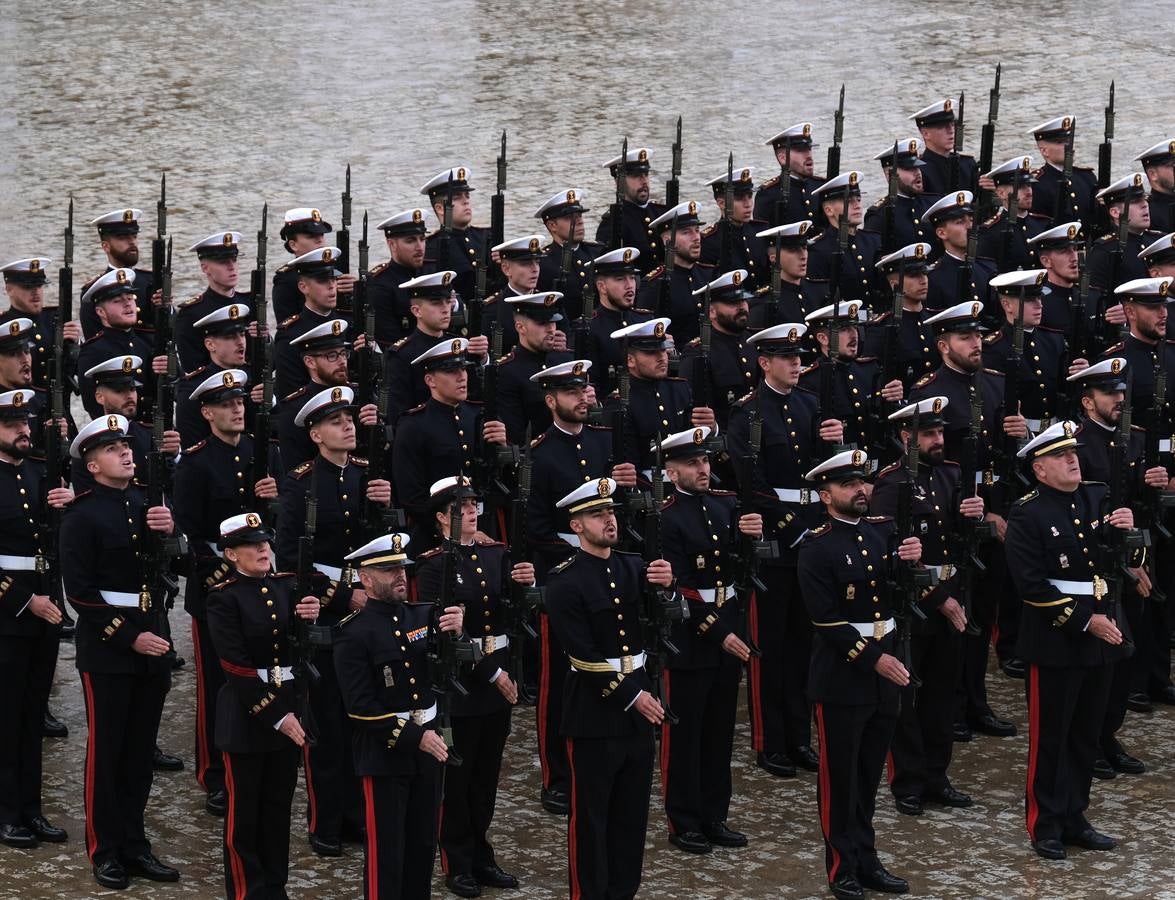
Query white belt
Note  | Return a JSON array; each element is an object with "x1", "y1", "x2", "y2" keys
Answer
[
  {"x1": 572, "y1": 650, "x2": 647, "y2": 674},
  {"x1": 774, "y1": 487, "x2": 817, "y2": 504},
  {"x1": 975, "y1": 472, "x2": 1001, "y2": 486},
  {"x1": 924, "y1": 564, "x2": 954, "y2": 581},
  {"x1": 849, "y1": 618, "x2": 895, "y2": 639},
  {"x1": 206, "y1": 541, "x2": 225, "y2": 560},
  {"x1": 640, "y1": 468, "x2": 667, "y2": 482},
  {"x1": 1048, "y1": 578, "x2": 1098, "y2": 597},
  {"x1": 557, "y1": 532, "x2": 582, "y2": 548},
  {"x1": 1024, "y1": 418, "x2": 1044, "y2": 432},
  {"x1": 480, "y1": 634, "x2": 509, "y2": 653},
  {"x1": 1160, "y1": 439, "x2": 1172, "y2": 453},
  {"x1": 99, "y1": 590, "x2": 143, "y2": 608},
  {"x1": 257, "y1": 666, "x2": 294, "y2": 684},
  {"x1": 314, "y1": 562, "x2": 351, "y2": 582},
  {"x1": 0, "y1": 554, "x2": 39, "y2": 571},
  {"x1": 697, "y1": 586, "x2": 736, "y2": 605},
  {"x1": 392, "y1": 702, "x2": 437, "y2": 725}
]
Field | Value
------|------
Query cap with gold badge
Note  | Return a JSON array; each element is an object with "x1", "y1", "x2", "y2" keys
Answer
[
  {"x1": 535, "y1": 189, "x2": 589, "y2": 221},
  {"x1": 0, "y1": 389, "x2": 35, "y2": 420},
  {"x1": 411, "y1": 337, "x2": 469, "y2": 372},
  {"x1": 217, "y1": 512, "x2": 274, "y2": 549},
  {"x1": 291, "y1": 319, "x2": 349, "y2": 354},
  {"x1": 1029, "y1": 115, "x2": 1076, "y2": 143},
  {"x1": 765, "y1": 123, "x2": 815, "y2": 151},
  {"x1": 924, "y1": 301, "x2": 987, "y2": 333},
  {"x1": 875, "y1": 243, "x2": 932, "y2": 276},
  {"x1": 1017, "y1": 420, "x2": 1079, "y2": 460},
  {"x1": 399, "y1": 271, "x2": 456, "y2": 300},
  {"x1": 1113, "y1": 276, "x2": 1172, "y2": 305},
  {"x1": 692, "y1": 270, "x2": 754, "y2": 303},
  {"x1": 756, "y1": 221, "x2": 812, "y2": 247},
  {"x1": 376, "y1": 208, "x2": 428, "y2": 237},
  {"x1": 1027, "y1": 222, "x2": 1084, "y2": 253},
  {"x1": 344, "y1": 532, "x2": 413, "y2": 568},
  {"x1": 0, "y1": 257, "x2": 52, "y2": 287},
  {"x1": 530, "y1": 359, "x2": 593, "y2": 390},
  {"x1": 813, "y1": 171, "x2": 864, "y2": 202},
  {"x1": 505, "y1": 292, "x2": 564, "y2": 323},
  {"x1": 0, "y1": 317, "x2": 35, "y2": 353},
  {"x1": 83, "y1": 355, "x2": 142, "y2": 390},
  {"x1": 660, "y1": 426, "x2": 715, "y2": 460},
  {"x1": 295, "y1": 385, "x2": 355, "y2": 428},
  {"x1": 289, "y1": 246, "x2": 342, "y2": 279},
  {"x1": 493, "y1": 235, "x2": 546, "y2": 262},
  {"x1": 1096, "y1": 173, "x2": 1148, "y2": 206},
  {"x1": 805, "y1": 448, "x2": 874, "y2": 483},
  {"x1": 746, "y1": 323, "x2": 808, "y2": 356},
  {"x1": 557, "y1": 477, "x2": 619, "y2": 514},
  {"x1": 190, "y1": 368, "x2": 249, "y2": 405},
  {"x1": 193, "y1": 302, "x2": 251, "y2": 336},
  {"x1": 420, "y1": 166, "x2": 475, "y2": 200},
  {"x1": 280, "y1": 208, "x2": 333, "y2": 243},
  {"x1": 603, "y1": 147, "x2": 652, "y2": 176},
  {"x1": 984, "y1": 155, "x2": 1038, "y2": 187},
  {"x1": 874, "y1": 139, "x2": 925, "y2": 170},
  {"x1": 1139, "y1": 232, "x2": 1175, "y2": 266},
  {"x1": 69, "y1": 414, "x2": 130, "y2": 459},
  {"x1": 888, "y1": 396, "x2": 949, "y2": 428},
  {"x1": 923, "y1": 190, "x2": 974, "y2": 225},
  {"x1": 189, "y1": 232, "x2": 242, "y2": 260},
  {"x1": 909, "y1": 99, "x2": 958, "y2": 128},
  {"x1": 1066, "y1": 357, "x2": 1128, "y2": 392},
  {"x1": 610, "y1": 317, "x2": 672, "y2": 350},
  {"x1": 649, "y1": 201, "x2": 705, "y2": 234},
  {"x1": 705, "y1": 166, "x2": 756, "y2": 196},
  {"x1": 89, "y1": 208, "x2": 143, "y2": 237},
  {"x1": 591, "y1": 246, "x2": 640, "y2": 277},
  {"x1": 81, "y1": 267, "x2": 137, "y2": 305}
]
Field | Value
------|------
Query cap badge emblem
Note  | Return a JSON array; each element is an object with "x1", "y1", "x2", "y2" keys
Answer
[
  {"x1": 622, "y1": 249, "x2": 633, "y2": 263},
  {"x1": 914, "y1": 244, "x2": 925, "y2": 259},
  {"x1": 457, "y1": 167, "x2": 466, "y2": 181},
  {"x1": 310, "y1": 209, "x2": 322, "y2": 222},
  {"x1": 1133, "y1": 173, "x2": 1143, "y2": 187},
  {"x1": 107, "y1": 415, "x2": 120, "y2": 431},
  {"x1": 1161, "y1": 281, "x2": 1170, "y2": 298},
  {"x1": 971, "y1": 301, "x2": 981, "y2": 317},
  {"x1": 1110, "y1": 359, "x2": 1122, "y2": 375},
  {"x1": 451, "y1": 339, "x2": 463, "y2": 354},
  {"x1": 788, "y1": 327, "x2": 798, "y2": 341},
  {"x1": 12, "y1": 391, "x2": 23, "y2": 407},
  {"x1": 441, "y1": 271, "x2": 453, "y2": 285},
  {"x1": 331, "y1": 320, "x2": 343, "y2": 335},
  {"x1": 529, "y1": 238, "x2": 540, "y2": 253},
  {"x1": 1067, "y1": 225, "x2": 1078, "y2": 240},
  {"x1": 29, "y1": 259, "x2": 40, "y2": 272},
  {"x1": 8, "y1": 321, "x2": 19, "y2": 336},
  {"x1": 847, "y1": 303, "x2": 859, "y2": 319},
  {"x1": 798, "y1": 221, "x2": 809, "y2": 234},
  {"x1": 228, "y1": 305, "x2": 240, "y2": 319},
  {"x1": 322, "y1": 248, "x2": 333, "y2": 262},
  {"x1": 598, "y1": 478, "x2": 612, "y2": 497},
  {"x1": 693, "y1": 428, "x2": 704, "y2": 444},
  {"x1": 732, "y1": 271, "x2": 742, "y2": 285},
  {"x1": 688, "y1": 201, "x2": 697, "y2": 215},
  {"x1": 1062, "y1": 117, "x2": 1073, "y2": 130},
  {"x1": 848, "y1": 172, "x2": 858, "y2": 186},
  {"x1": 392, "y1": 534, "x2": 403, "y2": 552},
  {"x1": 653, "y1": 321, "x2": 666, "y2": 338},
  {"x1": 956, "y1": 192, "x2": 966, "y2": 205},
  {"x1": 572, "y1": 361, "x2": 585, "y2": 375},
  {"x1": 802, "y1": 123, "x2": 812, "y2": 137},
  {"x1": 944, "y1": 99, "x2": 953, "y2": 113},
  {"x1": 740, "y1": 168, "x2": 751, "y2": 181},
  {"x1": 566, "y1": 189, "x2": 577, "y2": 203},
  {"x1": 851, "y1": 450, "x2": 864, "y2": 466},
  {"x1": 637, "y1": 149, "x2": 648, "y2": 163},
  {"x1": 545, "y1": 293, "x2": 557, "y2": 306},
  {"x1": 122, "y1": 209, "x2": 134, "y2": 222},
  {"x1": 330, "y1": 387, "x2": 343, "y2": 403},
  {"x1": 932, "y1": 397, "x2": 944, "y2": 414},
  {"x1": 222, "y1": 371, "x2": 235, "y2": 387},
  {"x1": 412, "y1": 209, "x2": 423, "y2": 223},
  {"x1": 1063, "y1": 421, "x2": 1074, "y2": 438},
  {"x1": 245, "y1": 513, "x2": 261, "y2": 528},
  {"x1": 223, "y1": 233, "x2": 234, "y2": 246},
  {"x1": 116, "y1": 270, "x2": 128, "y2": 285}
]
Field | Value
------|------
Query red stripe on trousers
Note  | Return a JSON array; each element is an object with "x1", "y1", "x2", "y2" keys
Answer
[
  {"x1": 224, "y1": 752, "x2": 247, "y2": 900},
  {"x1": 885, "y1": 750, "x2": 895, "y2": 786},
  {"x1": 566, "y1": 738, "x2": 581, "y2": 900},
  {"x1": 303, "y1": 743, "x2": 318, "y2": 833},
  {"x1": 363, "y1": 775, "x2": 378, "y2": 899},
  {"x1": 81, "y1": 672, "x2": 98, "y2": 861},
  {"x1": 1025, "y1": 664, "x2": 1041, "y2": 841},
  {"x1": 748, "y1": 591, "x2": 765, "y2": 751},
  {"x1": 660, "y1": 671, "x2": 673, "y2": 834},
  {"x1": 537, "y1": 614, "x2": 552, "y2": 788},
  {"x1": 815, "y1": 703, "x2": 841, "y2": 883},
  {"x1": 192, "y1": 618, "x2": 210, "y2": 789}
]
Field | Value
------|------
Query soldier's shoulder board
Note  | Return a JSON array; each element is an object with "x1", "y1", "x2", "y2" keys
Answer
[
  {"x1": 404, "y1": 401, "x2": 428, "y2": 415},
  {"x1": 1079, "y1": 479, "x2": 1108, "y2": 487},
  {"x1": 208, "y1": 576, "x2": 238, "y2": 591},
  {"x1": 280, "y1": 384, "x2": 310, "y2": 403},
  {"x1": 291, "y1": 461, "x2": 313, "y2": 479},
  {"x1": 733, "y1": 388, "x2": 757, "y2": 408},
  {"x1": 708, "y1": 488, "x2": 737, "y2": 497},
  {"x1": 585, "y1": 423, "x2": 612, "y2": 432},
  {"x1": 876, "y1": 461, "x2": 901, "y2": 478},
  {"x1": 660, "y1": 494, "x2": 677, "y2": 511},
  {"x1": 981, "y1": 211, "x2": 1002, "y2": 229},
  {"x1": 484, "y1": 290, "x2": 504, "y2": 306},
  {"x1": 1073, "y1": 164, "x2": 1094, "y2": 173},
  {"x1": 982, "y1": 367, "x2": 1006, "y2": 377},
  {"x1": 416, "y1": 547, "x2": 444, "y2": 560},
  {"x1": 912, "y1": 371, "x2": 937, "y2": 388},
  {"x1": 548, "y1": 554, "x2": 579, "y2": 575},
  {"x1": 69, "y1": 488, "x2": 94, "y2": 506},
  {"x1": 1014, "y1": 489, "x2": 1039, "y2": 506},
  {"x1": 275, "y1": 262, "x2": 292, "y2": 273},
  {"x1": 798, "y1": 360, "x2": 820, "y2": 376},
  {"x1": 701, "y1": 223, "x2": 719, "y2": 238},
  {"x1": 759, "y1": 174, "x2": 781, "y2": 190},
  {"x1": 855, "y1": 355, "x2": 878, "y2": 365},
  {"x1": 529, "y1": 432, "x2": 548, "y2": 449},
  {"x1": 1102, "y1": 341, "x2": 1126, "y2": 354},
  {"x1": 336, "y1": 608, "x2": 362, "y2": 629},
  {"x1": 868, "y1": 196, "x2": 887, "y2": 211},
  {"x1": 271, "y1": 571, "x2": 296, "y2": 578},
  {"x1": 368, "y1": 261, "x2": 389, "y2": 276},
  {"x1": 863, "y1": 514, "x2": 893, "y2": 523},
  {"x1": 644, "y1": 265, "x2": 665, "y2": 280},
  {"x1": 391, "y1": 334, "x2": 413, "y2": 351},
  {"x1": 686, "y1": 336, "x2": 702, "y2": 348},
  {"x1": 983, "y1": 330, "x2": 1003, "y2": 344},
  {"x1": 632, "y1": 306, "x2": 654, "y2": 316},
  {"x1": 1130, "y1": 424, "x2": 1146, "y2": 434},
  {"x1": 350, "y1": 456, "x2": 369, "y2": 467},
  {"x1": 939, "y1": 459, "x2": 961, "y2": 469},
  {"x1": 1097, "y1": 234, "x2": 1115, "y2": 244},
  {"x1": 278, "y1": 313, "x2": 300, "y2": 329},
  {"x1": 808, "y1": 521, "x2": 833, "y2": 538},
  {"x1": 475, "y1": 538, "x2": 506, "y2": 548},
  {"x1": 1027, "y1": 211, "x2": 1053, "y2": 222},
  {"x1": 178, "y1": 293, "x2": 204, "y2": 308},
  {"x1": 81, "y1": 330, "x2": 106, "y2": 345},
  {"x1": 183, "y1": 439, "x2": 208, "y2": 455}
]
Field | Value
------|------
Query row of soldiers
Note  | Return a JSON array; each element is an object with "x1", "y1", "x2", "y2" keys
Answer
[{"x1": 1, "y1": 95, "x2": 1174, "y2": 898}]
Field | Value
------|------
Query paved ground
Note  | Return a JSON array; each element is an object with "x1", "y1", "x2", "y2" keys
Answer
[{"x1": 10, "y1": 609, "x2": 1175, "y2": 899}]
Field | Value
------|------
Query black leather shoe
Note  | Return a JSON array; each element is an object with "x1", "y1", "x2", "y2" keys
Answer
[
  {"x1": 756, "y1": 752, "x2": 796, "y2": 778},
  {"x1": 42, "y1": 710, "x2": 68, "y2": 738},
  {"x1": 1066, "y1": 827, "x2": 1116, "y2": 851},
  {"x1": 27, "y1": 816, "x2": 66, "y2": 842},
  {"x1": 859, "y1": 866, "x2": 909, "y2": 893},
  {"x1": 829, "y1": 873, "x2": 864, "y2": 899},
  {"x1": 1150, "y1": 685, "x2": 1175, "y2": 706},
  {"x1": 669, "y1": 831, "x2": 712, "y2": 854},
  {"x1": 702, "y1": 821, "x2": 747, "y2": 847},
  {"x1": 790, "y1": 745, "x2": 820, "y2": 771},
  {"x1": 1091, "y1": 758, "x2": 1116, "y2": 780},
  {"x1": 969, "y1": 713, "x2": 1017, "y2": 737},
  {"x1": 1127, "y1": 692, "x2": 1153, "y2": 713},
  {"x1": 473, "y1": 863, "x2": 519, "y2": 888},
  {"x1": 152, "y1": 747, "x2": 184, "y2": 771},
  {"x1": 1031, "y1": 838, "x2": 1066, "y2": 860},
  {"x1": 923, "y1": 785, "x2": 971, "y2": 808},
  {"x1": 1109, "y1": 751, "x2": 1145, "y2": 775},
  {"x1": 0, "y1": 823, "x2": 38, "y2": 848},
  {"x1": 94, "y1": 858, "x2": 129, "y2": 889},
  {"x1": 309, "y1": 834, "x2": 342, "y2": 857},
  {"x1": 1000, "y1": 657, "x2": 1026, "y2": 679},
  {"x1": 206, "y1": 789, "x2": 227, "y2": 816},
  {"x1": 894, "y1": 794, "x2": 923, "y2": 816},
  {"x1": 952, "y1": 721, "x2": 972, "y2": 742},
  {"x1": 122, "y1": 852, "x2": 180, "y2": 881},
  {"x1": 445, "y1": 873, "x2": 482, "y2": 897},
  {"x1": 540, "y1": 787, "x2": 569, "y2": 815}
]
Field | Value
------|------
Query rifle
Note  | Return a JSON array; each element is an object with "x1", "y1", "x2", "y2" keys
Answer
[
  {"x1": 719, "y1": 153, "x2": 735, "y2": 271},
  {"x1": 953, "y1": 385, "x2": 991, "y2": 637},
  {"x1": 977, "y1": 64, "x2": 1002, "y2": 220},
  {"x1": 1000, "y1": 168, "x2": 1021, "y2": 271},
  {"x1": 610, "y1": 355, "x2": 648, "y2": 544},
  {"x1": 766, "y1": 226, "x2": 783, "y2": 326},
  {"x1": 291, "y1": 462, "x2": 326, "y2": 745},
  {"x1": 691, "y1": 284, "x2": 714, "y2": 417},
  {"x1": 58, "y1": 198, "x2": 75, "y2": 364},
  {"x1": 826, "y1": 85, "x2": 845, "y2": 180},
  {"x1": 354, "y1": 212, "x2": 376, "y2": 406},
  {"x1": 610, "y1": 138, "x2": 628, "y2": 251},
  {"x1": 474, "y1": 323, "x2": 519, "y2": 499},
  {"x1": 572, "y1": 262, "x2": 595, "y2": 359},
  {"x1": 656, "y1": 215, "x2": 677, "y2": 320},
  {"x1": 1142, "y1": 355, "x2": 1173, "y2": 604},
  {"x1": 429, "y1": 487, "x2": 486, "y2": 765},
  {"x1": 640, "y1": 439, "x2": 689, "y2": 724},
  {"x1": 882, "y1": 142, "x2": 900, "y2": 255},
  {"x1": 490, "y1": 132, "x2": 507, "y2": 293},
  {"x1": 1102, "y1": 388, "x2": 1143, "y2": 652},
  {"x1": 876, "y1": 261, "x2": 908, "y2": 454},
  {"x1": 1056, "y1": 122, "x2": 1076, "y2": 225},
  {"x1": 730, "y1": 410, "x2": 776, "y2": 656},
  {"x1": 821, "y1": 192, "x2": 851, "y2": 454},
  {"x1": 503, "y1": 433, "x2": 542, "y2": 705},
  {"x1": 1001, "y1": 290, "x2": 1027, "y2": 482},
  {"x1": 892, "y1": 407, "x2": 932, "y2": 686},
  {"x1": 250, "y1": 205, "x2": 273, "y2": 520},
  {"x1": 776, "y1": 140, "x2": 793, "y2": 226},
  {"x1": 148, "y1": 178, "x2": 169, "y2": 412},
  {"x1": 949, "y1": 92, "x2": 965, "y2": 192},
  {"x1": 956, "y1": 217, "x2": 979, "y2": 320},
  {"x1": 338, "y1": 164, "x2": 352, "y2": 276},
  {"x1": 439, "y1": 172, "x2": 455, "y2": 278},
  {"x1": 1098, "y1": 81, "x2": 1115, "y2": 190},
  {"x1": 665, "y1": 116, "x2": 682, "y2": 208},
  {"x1": 361, "y1": 351, "x2": 406, "y2": 538}
]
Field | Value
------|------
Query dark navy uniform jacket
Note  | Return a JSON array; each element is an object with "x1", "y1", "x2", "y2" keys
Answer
[
  {"x1": 805, "y1": 227, "x2": 885, "y2": 309},
  {"x1": 425, "y1": 225, "x2": 488, "y2": 303},
  {"x1": 909, "y1": 364, "x2": 1006, "y2": 475},
  {"x1": 173, "y1": 287, "x2": 251, "y2": 373},
  {"x1": 1099, "y1": 333, "x2": 1175, "y2": 432},
  {"x1": 918, "y1": 150, "x2": 977, "y2": 200},
  {"x1": 976, "y1": 209, "x2": 1051, "y2": 272},
  {"x1": 863, "y1": 193, "x2": 935, "y2": 252},
  {"x1": 699, "y1": 220, "x2": 772, "y2": 291},
  {"x1": 367, "y1": 258, "x2": 423, "y2": 349},
  {"x1": 754, "y1": 173, "x2": 825, "y2": 229},
  {"x1": 76, "y1": 328, "x2": 154, "y2": 420},
  {"x1": 527, "y1": 424, "x2": 612, "y2": 570},
  {"x1": 0, "y1": 458, "x2": 57, "y2": 637},
  {"x1": 679, "y1": 328, "x2": 759, "y2": 431},
  {"x1": 798, "y1": 355, "x2": 881, "y2": 448},
  {"x1": 272, "y1": 305, "x2": 337, "y2": 400},
  {"x1": 390, "y1": 398, "x2": 480, "y2": 524},
  {"x1": 271, "y1": 266, "x2": 302, "y2": 323},
  {"x1": 1030, "y1": 164, "x2": 1098, "y2": 232},
  {"x1": 635, "y1": 262, "x2": 714, "y2": 345},
  {"x1": 585, "y1": 305, "x2": 653, "y2": 397},
  {"x1": 605, "y1": 376, "x2": 694, "y2": 473},
  {"x1": 860, "y1": 307, "x2": 938, "y2": 390},
  {"x1": 595, "y1": 201, "x2": 666, "y2": 274},
  {"x1": 924, "y1": 253, "x2": 997, "y2": 318},
  {"x1": 982, "y1": 324, "x2": 1067, "y2": 426},
  {"x1": 1087, "y1": 230, "x2": 1163, "y2": 292},
  {"x1": 497, "y1": 345, "x2": 570, "y2": 447},
  {"x1": 538, "y1": 240, "x2": 604, "y2": 322}
]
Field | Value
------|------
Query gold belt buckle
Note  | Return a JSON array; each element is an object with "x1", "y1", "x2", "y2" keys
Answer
[
  {"x1": 800, "y1": 488, "x2": 811, "y2": 505},
  {"x1": 411, "y1": 709, "x2": 426, "y2": 725},
  {"x1": 271, "y1": 665, "x2": 283, "y2": 687},
  {"x1": 35, "y1": 554, "x2": 47, "y2": 574},
  {"x1": 484, "y1": 635, "x2": 496, "y2": 654},
  {"x1": 341, "y1": 566, "x2": 354, "y2": 585},
  {"x1": 873, "y1": 621, "x2": 886, "y2": 640},
  {"x1": 1093, "y1": 576, "x2": 1108, "y2": 601},
  {"x1": 138, "y1": 590, "x2": 151, "y2": 613},
  {"x1": 620, "y1": 655, "x2": 635, "y2": 675},
  {"x1": 715, "y1": 585, "x2": 727, "y2": 608}
]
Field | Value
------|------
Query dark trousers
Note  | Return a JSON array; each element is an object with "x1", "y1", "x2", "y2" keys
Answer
[
  {"x1": 223, "y1": 746, "x2": 300, "y2": 900},
  {"x1": 0, "y1": 630, "x2": 58, "y2": 825},
  {"x1": 80, "y1": 669, "x2": 170, "y2": 866},
  {"x1": 1024, "y1": 663, "x2": 1112, "y2": 843},
  {"x1": 814, "y1": 700, "x2": 897, "y2": 883},
  {"x1": 661, "y1": 660, "x2": 739, "y2": 835},
  {"x1": 566, "y1": 730, "x2": 654, "y2": 900},
  {"x1": 537, "y1": 613, "x2": 568, "y2": 793},
  {"x1": 890, "y1": 625, "x2": 963, "y2": 798},
  {"x1": 302, "y1": 648, "x2": 362, "y2": 840},
  {"x1": 1101, "y1": 592, "x2": 1143, "y2": 755},
  {"x1": 1135, "y1": 553, "x2": 1173, "y2": 695},
  {"x1": 959, "y1": 559, "x2": 1012, "y2": 722},
  {"x1": 360, "y1": 764, "x2": 441, "y2": 900},
  {"x1": 192, "y1": 615, "x2": 226, "y2": 795},
  {"x1": 748, "y1": 568, "x2": 811, "y2": 753},
  {"x1": 439, "y1": 708, "x2": 510, "y2": 876}
]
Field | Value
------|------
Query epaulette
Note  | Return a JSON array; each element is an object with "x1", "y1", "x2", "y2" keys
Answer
[
  {"x1": 368, "y1": 261, "x2": 389, "y2": 276},
  {"x1": 709, "y1": 488, "x2": 737, "y2": 497},
  {"x1": 403, "y1": 401, "x2": 428, "y2": 415},
  {"x1": 475, "y1": 538, "x2": 506, "y2": 547},
  {"x1": 983, "y1": 331, "x2": 1003, "y2": 344},
  {"x1": 665, "y1": 375, "x2": 688, "y2": 383},
  {"x1": 209, "y1": 576, "x2": 238, "y2": 591},
  {"x1": 425, "y1": 228, "x2": 440, "y2": 240},
  {"x1": 1031, "y1": 166, "x2": 1045, "y2": 177},
  {"x1": 271, "y1": 572, "x2": 296, "y2": 578},
  {"x1": 498, "y1": 348, "x2": 517, "y2": 365},
  {"x1": 1073, "y1": 164, "x2": 1094, "y2": 173},
  {"x1": 1097, "y1": 234, "x2": 1115, "y2": 244},
  {"x1": 940, "y1": 459, "x2": 961, "y2": 469},
  {"x1": 336, "y1": 608, "x2": 362, "y2": 628},
  {"x1": 549, "y1": 554, "x2": 579, "y2": 575},
  {"x1": 80, "y1": 273, "x2": 101, "y2": 291},
  {"x1": 82, "y1": 330, "x2": 106, "y2": 345},
  {"x1": 417, "y1": 547, "x2": 444, "y2": 560},
  {"x1": 869, "y1": 196, "x2": 887, "y2": 211},
  {"x1": 925, "y1": 260, "x2": 941, "y2": 273},
  {"x1": 808, "y1": 521, "x2": 832, "y2": 538},
  {"x1": 912, "y1": 371, "x2": 937, "y2": 388},
  {"x1": 982, "y1": 368, "x2": 1006, "y2": 377},
  {"x1": 1027, "y1": 211, "x2": 1052, "y2": 221},
  {"x1": 350, "y1": 456, "x2": 369, "y2": 467},
  {"x1": 868, "y1": 310, "x2": 893, "y2": 325},
  {"x1": 291, "y1": 460, "x2": 313, "y2": 480},
  {"x1": 755, "y1": 285, "x2": 771, "y2": 296},
  {"x1": 280, "y1": 384, "x2": 310, "y2": 403},
  {"x1": 275, "y1": 262, "x2": 291, "y2": 273},
  {"x1": 484, "y1": 290, "x2": 504, "y2": 306},
  {"x1": 1103, "y1": 340, "x2": 1125, "y2": 354},
  {"x1": 856, "y1": 355, "x2": 878, "y2": 364},
  {"x1": 733, "y1": 388, "x2": 757, "y2": 407},
  {"x1": 278, "y1": 313, "x2": 300, "y2": 329},
  {"x1": 633, "y1": 306, "x2": 654, "y2": 315},
  {"x1": 876, "y1": 461, "x2": 901, "y2": 478},
  {"x1": 695, "y1": 261, "x2": 715, "y2": 270},
  {"x1": 1130, "y1": 424, "x2": 1146, "y2": 434},
  {"x1": 645, "y1": 265, "x2": 665, "y2": 280},
  {"x1": 182, "y1": 364, "x2": 211, "y2": 383},
  {"x1": 177, "y1": 292, "x2": 204, "y2": 308},
  {"x1": 863, "y1": 515, "x2": 893, "y2": 523},
  {"x1": 1080, "y1": 479, "x2": 1108, "y2": 486},
  {"x1": 586, "y1": 423, "x2": 611, "y2": 431},
  {"x1": 747, "y1": 217, "x2": 769, "y2": 226},
  {"x1": 806, "y1": 230, "x2": 827, "y2": 246},
  {"x1": 1014, "y1": 489, "x2": 1039, "y2": 506},
  {"x1": 183, "y1": 439, "x2": 208, "y2": 455},
  {"x1": 68, "y1": 489, "x2": 94, "y2": 506},
  {"x1": 686, "y1": 336, "x2": 702, "y2": 348},
  {"x1": 799, "y1": 361, "x2": 820, "y2": 376},
  {"x1": 391, "y1": 334, "x2": 412, "y2": 351},
  {"x1": 701, "y1": 223, "x2": 718, "y2": 238},
  {"x1": 529, "y1": 432, "x2": 548, "y2": 449},
  {"x1": 760, "y1": 174, "x2": 780, "y2": 190},
  {"x1": 982, "y1": 210, "x2": 1003, "y2": 229}
]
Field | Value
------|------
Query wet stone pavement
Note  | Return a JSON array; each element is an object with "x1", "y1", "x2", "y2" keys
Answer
[{"x1": 11, "y1": 610, "x2": 1175, "y2": 899}]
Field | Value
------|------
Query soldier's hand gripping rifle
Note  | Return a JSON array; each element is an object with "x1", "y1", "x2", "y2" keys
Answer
[
  {"x1": 145, "y1": 339, "x2": 186, "y2": 618},
  {"x1": 474, "y1": 323, "x2": 520, "y2": 500},
  {"x1": 1102, "y1": 392, "x2": 1144, "y2": 652},
  {"x1": 949, "y1": 92, "x2": 965, "y2": 192},
  {"x1": 640, "y1": 440, "x2": 689, "y2": 725},
  {"x1": 876, "y1": 258, "x2": 909, "y2": 455},
  {"x1": 428, "y1": 489, "x2": 485, "y2": 766},
  {"x1": 820, "y1": 189, "x2": 852, "y2": 455},
  {"x1": 953, "y1": 386, "x2": 992, "y2": 637},
  {"x1": 489, "y1": 132, "x2": 507, "y2": 294},
  {"x1": 1098, "y1": 81, "x2": 1115, "y2": 190},
  {"x1": 1143, "y1": 355, "x2": 1173, "y2": 603},
  {"x1": 665, "y1": 116, "x2": 682, "y2": 208},
  {"x1": 338, "y1": 164, "x2": 352, "y2": 278},
  {"x1": 977, "y1": 64, "x2": 1002, "y2": 221},
  {"x1": 730, "y1": 410, "x2": 776, "y2": 657},
  {"x1": 892, "y1": 408, "x2": 933, "y2": 687},
  {"x1": 292, "y1": 463, "x2": 328, "y2": 746},
  {"x1": 503, "y1": 433, "x2": 542, "y2": 705},
  {"x1": 610, "y1": 138, "x2": 628, "y2": 251},
  {"x1": 361, "y1": 350, "x2": 407, "y2": 539},
  {"x1": 826, "y1": 85, "x2": 845, "y2": 180},
  {"x1": 1000, "y1": 290, "x2": 1028, "y2": 488}
]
